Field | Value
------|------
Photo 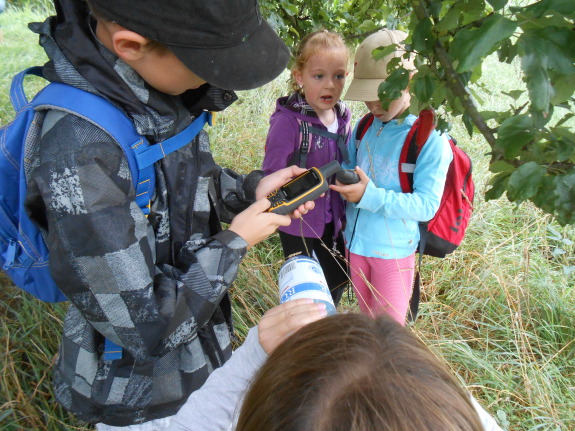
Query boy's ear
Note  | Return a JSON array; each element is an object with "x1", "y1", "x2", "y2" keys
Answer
[{"x1": 112, "y1": 30, "x2": 149, "y2": 61}]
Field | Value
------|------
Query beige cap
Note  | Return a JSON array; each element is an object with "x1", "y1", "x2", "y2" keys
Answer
[{"x1": 345, "y1": 29, "x2": 414, "y2": 101}]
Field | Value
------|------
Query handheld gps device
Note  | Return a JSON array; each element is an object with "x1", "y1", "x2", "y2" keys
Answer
[
  {"x1": 267, "y1": 160, "x2": 341, "y2": 215},
  {"x1": 335, "y1": 169, "x2": 360, "y2": 185}
]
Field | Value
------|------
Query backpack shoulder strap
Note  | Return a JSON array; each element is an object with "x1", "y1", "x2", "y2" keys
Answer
[
  {"x1": 307, "y1": 124, "x2": 350, "y2": 164},
  {"x1": 398, "y1": 109, "x2": 437, "y2": 193},
  {"x1": 355, "y1": 113, "x2": 374, "y2": 145},
  {"x1": 32, "y1": 81, "x2": 211, "y2": 215},
  {"x1": 287, "y1": 119, "x2": 309, "y2": 168}
]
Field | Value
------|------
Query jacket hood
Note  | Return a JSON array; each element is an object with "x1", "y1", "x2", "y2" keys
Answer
[
  {"x1": 275, "y1": 92, "x2": 351, "y2": 126},
  {"x1": 29, "y1": 0, "x2": 237, "y2": 142}
]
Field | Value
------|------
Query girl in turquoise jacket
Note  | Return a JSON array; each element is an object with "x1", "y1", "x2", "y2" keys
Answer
[{"x1": 331, "y1": 29, "x2": 452, "y2": 324}]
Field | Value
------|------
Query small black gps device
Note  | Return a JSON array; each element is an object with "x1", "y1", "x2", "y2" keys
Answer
[
  {"x1": 267, "y1": 160, "x2": 341, "y2": 215},
  {"x1": 335, "y1": 169, "x2": 360, "y2": 185}
]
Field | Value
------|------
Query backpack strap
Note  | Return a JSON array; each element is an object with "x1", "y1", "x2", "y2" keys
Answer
[
  {"x1": 400, "y1": 109, "x2": 437, "y2": 322},
  {"x1": 33, "y1": 82, "x2": 211, "y2": 215},
  {"x1": 296, "y1": 120, "x2": 311, "y2": 168},
  {"x1": 355, "y1": 113, "x2": 374, "y2": 144},
  {"x1": 398, "y1": 109, "x2": 437, "y2": 193},
  {"x1": 291, "y1": 120, "x2": 350, "y2": 167},
  {"x1": 10, "y1": 66, "x2": 44, "y2": 111},
  {"x1": 307, "y1": 125, "x2": 350, "y2": 164}
]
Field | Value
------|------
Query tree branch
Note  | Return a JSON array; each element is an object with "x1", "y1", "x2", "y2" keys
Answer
[{"x1": 413, "y1": 0, "x2": 498, "y2": 152}]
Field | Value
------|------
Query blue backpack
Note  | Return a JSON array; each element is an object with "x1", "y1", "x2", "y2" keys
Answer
[{"x1": 0, "y1": 67, "x2": 211, "y2": 358}]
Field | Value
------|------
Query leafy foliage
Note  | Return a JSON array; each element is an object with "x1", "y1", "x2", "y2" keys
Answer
[
  {"x1": 400, "y1": 0, "x2": 574, "y2": 225},
  {"x1": 259, "y1": 0, "x2": 399, "y2": 53},
  {"x1": 261, "y1": 0, "x2": 575, "y2": 226}
]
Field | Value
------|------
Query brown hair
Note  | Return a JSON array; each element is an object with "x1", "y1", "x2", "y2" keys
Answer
[
  {"x1": 290, "y1": 30, "x2": 349, "y2": 93},
  {"x1": 236, "y1": 313, "x2": 484, "y2": 431}
]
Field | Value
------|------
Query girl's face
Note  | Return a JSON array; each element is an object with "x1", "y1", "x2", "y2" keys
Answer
[{"x1": 293, "y1": 48, "x2": 348, "y2": 117}]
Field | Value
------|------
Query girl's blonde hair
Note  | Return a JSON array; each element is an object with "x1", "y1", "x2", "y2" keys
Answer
[{"x1": 290, "y1": 30, "x2": 349, "y2": 93}]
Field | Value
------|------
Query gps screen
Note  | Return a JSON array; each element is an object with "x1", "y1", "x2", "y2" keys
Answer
[{"x1": 282, "y1": 170, "x2": 320, "y2": 200}]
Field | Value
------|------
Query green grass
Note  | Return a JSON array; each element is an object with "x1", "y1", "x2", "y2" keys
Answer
[{"x1": 1, "y1": 3, "x2": 574, "y2": 430}]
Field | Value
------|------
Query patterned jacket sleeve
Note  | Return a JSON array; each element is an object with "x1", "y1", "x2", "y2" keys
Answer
[{"x1": 25, "y1": 112, "x2": 247, "y2": 361}]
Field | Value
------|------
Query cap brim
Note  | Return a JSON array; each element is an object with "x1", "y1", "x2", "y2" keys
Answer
[
  {"x1": 171, "y1": 20, "x2": 289, "y2": 91},
  {"x1": 344, "y1": 78, "x2": 384, "y2": 102}
]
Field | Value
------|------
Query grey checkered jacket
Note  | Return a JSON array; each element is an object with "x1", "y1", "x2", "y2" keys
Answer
[{"x1": 23, "y1": 7, "x2": 263, "y2": 426}]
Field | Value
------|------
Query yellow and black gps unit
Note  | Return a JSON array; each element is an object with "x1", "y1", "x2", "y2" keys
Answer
[{"x1": 267, "y1": 160, "x2": 341, "y2": 215}]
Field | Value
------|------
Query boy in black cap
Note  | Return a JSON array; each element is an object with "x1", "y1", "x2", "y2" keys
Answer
[{"x1": 24, "y1": 0, "x2": 316, "y2": 428}]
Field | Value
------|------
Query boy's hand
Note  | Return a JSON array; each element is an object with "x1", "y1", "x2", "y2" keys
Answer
[
  {"x1": 255, "y1": 165, "x2": 307, "y2": 200},
  {"x1": 330, "y1": 166, "x2": 370, "y2": 203},
  {"x1": 258, "y1": 299, "x2": 328, "y2": 354},
  {"x1": 229, "y1": 197, "x2": 311, "y2": 249},
  {"x1": 255, "y1": 165, "x2": 316, "y2": 218}
]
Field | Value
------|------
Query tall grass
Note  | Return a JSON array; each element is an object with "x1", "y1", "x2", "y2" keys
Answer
[{"x1": 1, "y1": 3, "x2": 574, "y2": 430}]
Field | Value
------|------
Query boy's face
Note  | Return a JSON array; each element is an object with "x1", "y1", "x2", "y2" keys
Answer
[
  {"x1": 294, "y1": 48, "x2": 347, "y2": 116},
  {"x1": 364, "y1": 89, "x2": 410, "y2": 123},
  {"x1": 133, "y1": 48, "x2": 207, "y2": 96}
]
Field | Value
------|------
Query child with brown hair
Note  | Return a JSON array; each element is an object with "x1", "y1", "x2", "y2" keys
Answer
[
  {"x1": 262, "y1": 29, "x2": 352, "y2": 306},
  {"x1": 173, "y1": 313, "x2": 503, "y2": 431},
  {"x1": 22, "y1": 0, "x2": 318, "y2": 429}
]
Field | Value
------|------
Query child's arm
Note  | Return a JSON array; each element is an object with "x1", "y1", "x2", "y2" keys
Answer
[
  {"x1": 334, "y1": 131, "x2": 452, "y2": 222},
  {"x1": 28, "y1": 119, "x2": 307, "y2": 362},
  {"x1": 224, "y1": 165, "x2": 315, "y2": 249},
  {"x1": 341, "y1": 121, "x2": 359, "y2": 170}
]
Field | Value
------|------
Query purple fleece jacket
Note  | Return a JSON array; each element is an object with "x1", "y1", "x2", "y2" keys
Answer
[{"x1": 262, "y1": 93, "x2": 351, "y2": 238}]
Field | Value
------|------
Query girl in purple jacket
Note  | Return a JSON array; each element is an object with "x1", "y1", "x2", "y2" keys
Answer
[{"x1": 262, "y1": 30, "x2": 352, "y2": 305}]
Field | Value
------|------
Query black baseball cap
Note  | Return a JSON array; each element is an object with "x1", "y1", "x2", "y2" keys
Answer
[{"x1": 89, "y1": 0, "x2": 290, "y2": 90}]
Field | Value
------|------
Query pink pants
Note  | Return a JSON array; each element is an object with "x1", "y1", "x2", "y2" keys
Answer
[{"x1": 348, "y1": 251, "x2": 415, "y2": 325}]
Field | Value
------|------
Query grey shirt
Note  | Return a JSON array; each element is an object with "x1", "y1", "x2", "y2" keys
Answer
[{"x1": 172, "y1": 327, "x2": 267, "y2": 431}]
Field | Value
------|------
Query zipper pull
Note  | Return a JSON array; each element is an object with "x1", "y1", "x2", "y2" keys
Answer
[
  {"x1": 3, "y1": 239, "x2": 18, "y2": 270},
  {"x1": 376, "y1": 125, "x2": 384, "y2": 136}
]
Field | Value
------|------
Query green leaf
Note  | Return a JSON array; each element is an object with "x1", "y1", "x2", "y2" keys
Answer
[
  {"x1": 489, "y1": 161, "x2": 515, "y2": 173},
  {"x1": 436, "y1": 8, "x2": 461, "y2": 33},
  {"x1": 428, "y1": 0, "x2": 443, "y2": 19},
  {"x1": 555, "y1": 113, "x2": 574, "y2": 129},
  {"x1": 378, "y1": 67, "x2": 410, "y2": 110},
  {"x1": 450, "y1": 14, "x2": 517, "y2": 73},
  {"x1": 502, "y1": 90, "x2": 525, "y2": 101},
  {"x1": 485, "y1": 172, "x2": 511, "y2": 200},
  {"x1": 515, "y1": 0, "x2": 575, "y2": 18},
  {"x1": 551, "y1": 128, "x2": 575, "y2": 162},
  {"x1": 521, "y1": 53, "x2": 554, "y2": 113},
  {"x1": 487, "y1": 0, "x2": 508, "y2": 11},
  {"x1": 412, "y1": 17, "x2": 434, "y2": 53},
  {"x1": 358, "y1": 19, "x2": 380, "y2": 33},
  {"x1": 413, "y1": 72, "x2": 435, "y2": 104},
  {"x1": 507, "y1": 161, "x2": 546, "y2": 202},
  {"x1": 480, "y1": 110, "x2": 511, "y2": 123},
  {"x1": 372, "y1": 45, "x2": 399, "y2": 61},
  {"x1": 497, "y1": 39, "x2": 518, "y2": 64},
  {"x1": 496, "y1": 115, "x2": 534, "y2": 158},
  {"x1": 518, "y1": 28, "x2": 575, "y2": 76},
  {"x1": 551, "y1": 171, "x2": 575, "y2": 225},
  {"x1": 551, "y1": 73, "x2": 575, "y2": 105},
  {"x1": 462, "y1": 112, "x2": 474, "y2": 137}
]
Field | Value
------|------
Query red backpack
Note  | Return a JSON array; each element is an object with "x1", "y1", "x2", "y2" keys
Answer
[{"x1": 355, "y1": 109, "x2": 475, "y2": 319}]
